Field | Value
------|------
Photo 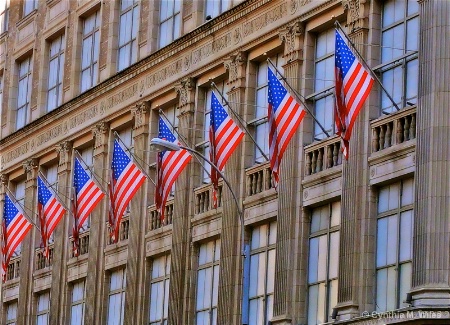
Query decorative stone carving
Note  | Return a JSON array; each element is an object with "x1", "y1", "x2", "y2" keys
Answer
[
  {"x1": 279, "y1": 20, "x2": 304, "y2": 62},
  {"x1": 132, "y1": 101, "x2": 150, "y2": 129},
  {"x1": 224, "y1": 52, "x2": 247, "y2": 85},
  {"x1": 342, "y1": 0, "x2": 361, "y2": 24},
  {"x1": 299, "y1": 0, "x2": 311, "y2": 6},
  {"x1": 290, "y1": 0, "x2": 299, "y2": 13},
  {"x1": 0, "y1": 174, "x2": 8, "y2": 185},
  {"x1": 23, "y1": 158, "x2": 38, "y2": 179},
  {"x1": 175, "y1": 78, "x2": 195, "y2": 107},
  {"x1": 92, "y1": 122, "x2": 109, "y2": 149},
  {"x1": 55, "y1": 141, "x2": 73, "y2": 166}
]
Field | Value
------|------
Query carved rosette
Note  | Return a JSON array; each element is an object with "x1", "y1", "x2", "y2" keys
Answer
[
  {"x1": 175, "y1": 78, "x2": 195, "y2": 116},
  {"x1": 224, "y1": 51, "x2": 247, "y2": 88},
  {"x1": 92, "y1": 122, "x2": 110, "y2": 149},
  {"x1": 55, "y1": 141, "x2": 73, "y2": 167},
  {"x1": 132, "y1": 101, "x2": 150, "y2": 129},
  {"x1": 23, "y1": 158, "x2": 38, "y2": 180},
  {"x1": 279, "y1": 20, "x2": 304, "y2": 62}
]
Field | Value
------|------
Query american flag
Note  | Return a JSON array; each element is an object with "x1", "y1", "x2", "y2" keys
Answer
[
  {"x1": 155, "y1": 118, "x2": 191, "y2": 220},
  {"x1": 37, "y1": 174, "x2": 66, "y2": 258},
  {"x1": 2, "y1": 194, "x2": 32, "y2": 281},
  {"x1": 209, "y1": 92, "x2": 244, "y2": 208},
  {"x1": 72, "y1": 156, "x2": 105, "y2": 255},
  {"x1": 335, "y1": 29, "x2": 374, "y2": 159},
  {"x1": 109, "y1": 139, "x2": 146, "y2": 241},
  {"x1": 268, "y1": 66, "x2": 306, "y2": 186}
]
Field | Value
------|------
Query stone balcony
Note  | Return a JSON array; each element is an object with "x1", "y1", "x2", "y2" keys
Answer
[
  {"x1": 245, "y1": 162, "x2": 273, "y2": 197},
  {"x1": 35, "y1": 245, "x2": 54, "y2": 270},
  {"x1": 148, "y1": 199, "x2": 174, "y2": 231},
  {"x1": 6, "y1": 256, "x2": 21, "y2": 281},
  {"x1": 194, "y1": 182, "x2": 223, "y2": 215},
  {"x1": 371, "y1": 106, "x2": 416, "y2": 153},
  {"x1": 304, "y1": 135, "x2": 343, "y2": 176}
]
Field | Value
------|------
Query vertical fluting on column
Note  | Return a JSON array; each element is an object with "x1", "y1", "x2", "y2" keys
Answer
[
  {"x1": 271, "y1": 21, "x2": 304, "y2": 324},
  {"x1": 0, "y1": 175, "x2": 7, "y2": 320},
  {"x1": 49, "y1": 141, "x2": 73, "y2": 324},
  {"x1": 84, "y1": 122, "x2": 109, "y2": 325},
  {"x1": 335, "y1": 0, "x2": 371, "y2": 318},
  {"x1": 124, "y1": 102, "x2": 150, "y2": 325},
  {"x1": 412, "y1": 0, "x2": 450, "y2": 304},
  {"x1": 168, "y1": 78, "x2": 196, "y2": 324},
  {"x1": 17, "y1": 158, "x2": 38, "y2": 324},
  {"x1": 216, "y1": 52, "x2": 247, "y2": 325}
]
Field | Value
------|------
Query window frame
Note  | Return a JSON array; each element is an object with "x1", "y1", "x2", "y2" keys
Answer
[
  {"x1": 158, "y1": 0, "x2": 181, "y2": 48},
  {"x1": 148, "y1": 254, "x2": 171, "y2": 325},
  {"x1": 36, "y1": 291, "x2": 50, "y2": 325},
  {"x1": 23, "y1": 0, "x2": 37, "y2": 17},
  {"x1": 107, "y1": 269, "x2": 127, "y2": 325},
  {"x1": 47, "y1": 34, "x2": 65, "y2": 112},
  {"x1": 70, "y1": 280, "x2": 86, "y2": 325},
  {"x1": 5, "y1": 300, "x2": 18, "y2": 325},
  {"x1": 16, "y1": 56, "x2": 33, "y2": 130},
  {"x1": 205, "y1": 0, "x2": 230, "y2": 19},
  {"x1": 0, "y1": 0, "x2": 9, "y2": 34}
]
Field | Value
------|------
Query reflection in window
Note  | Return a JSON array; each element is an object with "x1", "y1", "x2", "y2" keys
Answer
[
  {"x1": 378, "y1": 0, "x2": 419, "y2": 114},
  {"x1": 307, "y1": 201, "x2": 340, "y2": 325},
  {"x1": 107, "y1": 269, "x2": 126, "y2": 325},
  {"x1": 81, "y1": 11, "x2": 100, "y2": 92},
  {"x1": 149, "y1": 254, "x2": 171, "y2": 325},
  {"x1": 47, "y1": 35, "x2": 65, "y2": 112},
  {"x1": 16, "y1": 57, "x2": 32, "y2": 129},
  {"x1": 36, "y1": 292, "x2": 50, "y2": 325},
  {"x1": 159, "y1": 0, "x2": 181, "y2": 48},
  {"x1": 376, "y1": 179, "x2": 414, "y2": 311},
  {"x1": 70, "y1": 280, "x2": 86, "y2": 325},
  {"x1": 118, "y1": 0, "x2": 139, "y2": 71},
  {"x1": 205, "y1": 0, "x2": 230, "y2": 19}
]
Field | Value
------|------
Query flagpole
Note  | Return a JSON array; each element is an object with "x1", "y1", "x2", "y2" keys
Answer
[
  {"x1": 158, "y1": 109, "x2": 213, "y2": 179},
  {"x1": 4, "y1": 187, "x2": 41, "y2": 231},
  {"x1": 210, "y1": 82, "x2": 269, "y2": 162},
  {"x1": 113, "y1": 132, "x2": 156, "y2": 186},
  {"x1": 335, "y1": 21, "x2": 400, "y2": 112},
  {"x1": 38, "y1": 171, "x2": 71, "y2": 212},
  {"x1": 266, "y1": 58, "x2": 331, "y2": 138}
]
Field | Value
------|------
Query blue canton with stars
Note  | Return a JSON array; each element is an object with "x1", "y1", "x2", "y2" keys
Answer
[
  {"x1": 112, "y1": 140, "x2": 132, "y2": 180},
  {"x1": 268, "y1": 67, "x2": 288, "y2": 112},
  {"x1": 3, "y1": 194, "x2": 20, "y2": 228},
  {"x1": 335, "y1": 30, "x2": 356, "y2": 78},
  {"x1": 38, "y1": 176, "x2": 53, "y2": 206},
  {"x1": 210, "y1": 92, "x2": 228, "y2": 132},
  {"x1": 74, "y1": 158, "x2": 90, "y2": 194},
  {"x1": 158, "y1": 118, "x2": 176, "y2": 146}
]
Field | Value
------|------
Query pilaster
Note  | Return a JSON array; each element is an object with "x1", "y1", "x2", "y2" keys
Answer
[
  {"x1": 49, "y1": 141, "x2": 73, "y2": 325},
  {"x1": 124, "y1": 102, "x2": 150, "y2": 325},
  {"x1": 335, "y1": 0, "x2": 370, "y2": 319},
  {"x1": 169, "y1": 78, "x2": 196, "y2": 324},
  {"x1": 17, "y1": 158, "x2": 38, "y2": 325},
  {"x1": 271, "y1": 20, "x2": 304, "y2": 325},
  {"x1": 84, "y1": 121, "x2": 110, "y2": 325},
  {"x1": 217, "y1": 51, "x2": 247, "y2": 325},
  {"x1": 411, "y1": 0, "x2": 450, "y2": 305},
  {"x1": 0, "y1": 174, "x2": 8, "y2": 321}
]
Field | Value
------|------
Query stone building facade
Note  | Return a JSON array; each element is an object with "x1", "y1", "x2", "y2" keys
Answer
[{"x1": 0, "y1": 0, "x2": 449, "y2": 324}]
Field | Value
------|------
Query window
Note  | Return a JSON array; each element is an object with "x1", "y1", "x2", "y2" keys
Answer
[
  {"x1": 196, "y1": 239, "x2": 220, "y2": 325},
  {"x1": 70, "y1": 281, "x2": 86, "y2": 325},
  {"x1": 376, "y1": 179, "x2": 414, "y2": 311},
  {"x1": 81, "y1": 11, "x2": 100, "y2": 92},
  {"x1": 307, "y1": 201, "x2": 340, "y2": 325},
  {"x1": 198, "y1": 82, "x2": 227, "y2": 183},
  {"x1": 149, "y1": 254, "x2": 171, "y2": 325},
  {"x1": 5, "y1": 301, "x2": 17, "y2": 325},
  {"x1": 0, "y1": 0, "x2": 9, "y2": 34},
  {"x1": 107, "y1": 269, "x2": 126, "y2": 325},
  {"x1": 159, "y1": 0, "x2": 181, "y2": 48},
  {"x1": 16, "y1": 56, "x2": 32, "y2": 129},
  {"x1": 0, "y1": 73, "x2": 3, "y2": 126},
  {"x1": 47, "y1": 35, "x2": 65, "y2": 112},
  {"x1": 252, "y1": 55, "x2": 282, "y2": 163},
  {"x1": 23, "y1": 0, "x2": 37, "y2": 17},
  {"x1": 36, "y1": 292, "x2": 50, "y2": 325},
  {"x1": 118, "y1": 0, "x2": 139, "y2": 71},
  {"x1": 377, "y1": 0, "x2": 419, "y2": 114},
  {"x1": 247, "y1": 222, "x2": 277, "y2": 325},
  {"x1": 205, "y1": 0, "x2": 230, "y2": 19}
]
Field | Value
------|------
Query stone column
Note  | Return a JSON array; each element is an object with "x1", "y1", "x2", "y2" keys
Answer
[
  {"x1": 84, "y1": 122, "x2": 110, "y2": 325},
  {"x1": 49, "y1": 141, "x2": 73, "y2": 324},
  {"x1": 216, "y1": 52, "x2": 247, "y2": 324},
  {"x1": 271, "y1": 20, "x2": 305, "y2": 325},
  {"x1": 335, "y1": 0, "x2": 371, "y2": 319},
  {"x1": 124, "y1": 102, "x2": 150, "y2": 325},
  {"x1": 17, "y1": 158, "x2": 38, "y2": 324},
  {"x1": 411, "y1": 0, "x2": 450, "y2": 305},
  {"x1": 168, "y1": 78, "x2": 196, "y2": 324},
  {"x1": 0, "y1": 174, "x2": 8, "y2": 319}
]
